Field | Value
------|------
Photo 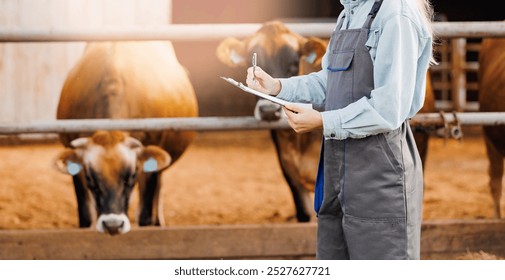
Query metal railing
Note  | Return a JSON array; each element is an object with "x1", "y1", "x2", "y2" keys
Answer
[
  {"x1": 1, "y1": 21, "x2": 505, "y2": 42},
  {"x1": 0, "y1": 112, "x2": 504, "y2": 135},
  {"x1": 1, "y1": 21, "x2": 505, "y2": 135}
]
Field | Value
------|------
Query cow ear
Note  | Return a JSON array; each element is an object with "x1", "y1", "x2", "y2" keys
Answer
[
  {"x1": 301, "y1": 37, "x2": 327, "y2": 65},
  {"x1": 54, "y1": 149, "x2": 83, "y2": 176},
  {"x1": 125, "y1": 136, "x2": 143, "y2": 153},
  {"x1": 138, "y1": 146, "x2": 172, "y2": 173},
  {"x1": 216, "y1": 37, "x2": 247, "y2": 67}
]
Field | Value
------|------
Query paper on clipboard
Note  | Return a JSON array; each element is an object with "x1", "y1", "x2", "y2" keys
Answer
[{"x1": 220, "y1": 76, "x2": 290, "y2": 107}]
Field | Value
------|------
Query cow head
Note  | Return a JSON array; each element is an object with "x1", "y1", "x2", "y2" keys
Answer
[
  {"x1": 216, "y1": 21, "x2": 327, "y2": 120},
  {"x1": 298, "y1": 36, "x2": 328, "y2": 76},
  {"x1": 54, "y1": 131, "x2": 171, "y2": 235}
]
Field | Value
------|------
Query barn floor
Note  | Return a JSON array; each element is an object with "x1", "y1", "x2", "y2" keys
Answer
[{"x1": 0, "y1": 127, "x2": 502, "y2": 259}]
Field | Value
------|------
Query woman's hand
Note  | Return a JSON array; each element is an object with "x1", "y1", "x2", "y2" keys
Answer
[
  {"x1": 283, "y1": 103, "x2": 323, "y2": 134},
  {"x1": 246, "y1": 66, "x2": 281, "y2": 96}
]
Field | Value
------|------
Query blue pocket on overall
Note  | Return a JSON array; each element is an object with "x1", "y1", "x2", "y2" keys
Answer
[{"x1": 314, "y1": 142, "x2": 325, "y2": 215}]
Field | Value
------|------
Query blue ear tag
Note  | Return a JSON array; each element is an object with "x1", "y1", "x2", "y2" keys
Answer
[
  {"x1": 143, "y1": 158, "x2": 158, "y2": 172},
  {"x1": 305, "y1": 52, "x2": 317, "y2": 64},
  {"x1": 67, "y1": 161, "x2": 82, "y2": 176}
]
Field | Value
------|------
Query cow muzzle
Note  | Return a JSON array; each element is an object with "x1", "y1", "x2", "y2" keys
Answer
[
  {"x1": 254, "y1": 99, "x2": 282, "y2": 121},
  {"x1": 96, "y1": 213, "x2": 131, "y2": 235}
]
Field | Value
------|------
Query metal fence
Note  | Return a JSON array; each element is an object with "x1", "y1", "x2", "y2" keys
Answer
[
  {"x1": 1, "y1": 21, "x2": 505, "y2": 42},
  {"x1": 1, "y1": 21, "x2": 505, "y2": 135}
]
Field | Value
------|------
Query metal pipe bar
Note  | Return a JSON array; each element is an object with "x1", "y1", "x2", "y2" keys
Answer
[
  {"x1": 0, "y1": 112, "x2": 504, "y2": 135},
  {"x1": 1, "y1": 21, "x2": 505, "y2": 43},
  {"x1": 433, "y1": 21, "x2": 505, "y2": 38},
  {"x1": 409, "y1": 112, "x2": 505, "y2": 127},
  {"x1": 0, "y1": 117, "x2": 290, "y2": 134}
]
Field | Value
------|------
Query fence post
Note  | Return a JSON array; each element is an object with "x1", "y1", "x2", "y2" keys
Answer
[{"x1": 451, "y1": 38, "x2": 467, "y2": 112}]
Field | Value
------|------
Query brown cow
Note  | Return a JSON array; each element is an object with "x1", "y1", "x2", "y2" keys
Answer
[
  {"x1": 218, "y1": 21, "x2": 326, "y2": 222},
  {"x1": 217, "y1": 21, "x2": 435, "y2": 222},
  {"x1": 268, "y1": 36, "x2": 328, "y2": 222},
  {"x1": 413, "y1": 72, "x2": 435, "y2": 166},
  {"x1": 478, "y1": 37, "x2": 505, "y2": 218},
  {"x1": 54, "y1": 41, "x2": 198, "y2": 234}
]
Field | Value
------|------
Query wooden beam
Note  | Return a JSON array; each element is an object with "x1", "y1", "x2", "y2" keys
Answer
[
  {"x1": 421, "y1": 219, "x2": 505, "y2": 260},
  {"x1": 0, "y1": 223, "x2": 317, "y2": 260},
  {"x1": 1, "y1": 220, "x2": 505, "y2": 260}
]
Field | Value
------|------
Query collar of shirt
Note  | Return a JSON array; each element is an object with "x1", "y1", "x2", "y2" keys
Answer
[{"x1": 338, "y1": 0, "x2": 374, "y2": 30}]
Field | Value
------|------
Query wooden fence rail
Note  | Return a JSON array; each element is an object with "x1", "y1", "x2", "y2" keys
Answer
[{"x1": 1, "y1": 219, "x2": 505, "y2": 260}]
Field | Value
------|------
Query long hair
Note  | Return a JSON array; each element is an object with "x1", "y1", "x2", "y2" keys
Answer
[{"x1": 416, "y1": 0, "x2": 437, "y2": 65}]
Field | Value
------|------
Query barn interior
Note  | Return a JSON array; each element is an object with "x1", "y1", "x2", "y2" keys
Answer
[{"x1": 0, "y1": 0, "x2": 504, "y2": 262}]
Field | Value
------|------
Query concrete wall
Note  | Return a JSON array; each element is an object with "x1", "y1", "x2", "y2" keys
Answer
[{"x1": 0, "y1": 0, "x2": 172, "y2": 124}]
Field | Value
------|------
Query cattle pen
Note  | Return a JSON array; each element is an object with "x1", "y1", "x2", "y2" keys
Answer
[{"x1": 1, "y1": 21, "x2": 505, "y2": 260}]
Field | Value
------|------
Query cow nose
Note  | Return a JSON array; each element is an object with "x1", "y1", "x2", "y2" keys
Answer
[
  {"x1": 96, "y1": 213, "x2": 131, "y2": 235},
  {"x1": 102, "y1": 219, "x2": 125, "y2": 235},
  {"x1": 255, "y1": 100, "x2": 281, "y2": 121},
  {"x1": 259, "y1": 107, "x2": 281, "y2": 121}
]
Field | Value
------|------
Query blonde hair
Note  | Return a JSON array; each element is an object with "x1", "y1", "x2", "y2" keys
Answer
[{"x1": 416, "y1": 0, "x2": 437, "y2": 65}]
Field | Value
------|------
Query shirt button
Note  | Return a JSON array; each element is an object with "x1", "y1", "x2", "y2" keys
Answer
[{"x1": 330, "y1": 133, "x2": 336, "y2": 137}]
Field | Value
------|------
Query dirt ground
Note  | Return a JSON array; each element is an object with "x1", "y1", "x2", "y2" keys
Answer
[
  {"x1": 1, "y1": 127, "x2": 498, "y2": 229},
  {"x1": 0, "y1": 127, "x2": 502, "y2": 259}
]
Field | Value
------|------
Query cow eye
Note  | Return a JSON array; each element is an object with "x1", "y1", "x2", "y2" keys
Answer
[
  {"x1": 131, "y1": 175, "x2": 137, "y2": 185},
  {"x1": 84, "y1": 169, "x2": 101, "y2": 193},
  {"x1": 122, "y1": 169, "x2": 137, "y2": 187},
  {"x1": 84, "y1": 170, "x2": 94, "y2": 185}
]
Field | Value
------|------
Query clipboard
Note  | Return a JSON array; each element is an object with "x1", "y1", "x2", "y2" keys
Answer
[{"x1": 220, "y1": 76, "x2": 290, "y2": 107}]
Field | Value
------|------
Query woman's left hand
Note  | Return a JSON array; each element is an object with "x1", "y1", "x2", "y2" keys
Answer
[{"x1": 283, "y1": 103, "x2": 323, "y2": 133}]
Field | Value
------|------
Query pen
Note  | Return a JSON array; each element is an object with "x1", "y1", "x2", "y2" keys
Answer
[{"x1": 252, "y1": 52, "x2": 257, "y2": 81}]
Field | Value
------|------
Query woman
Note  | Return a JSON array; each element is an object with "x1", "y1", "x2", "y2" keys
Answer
[{"x1": 246, "y1": 0, "x2": 435, "y2": 259}]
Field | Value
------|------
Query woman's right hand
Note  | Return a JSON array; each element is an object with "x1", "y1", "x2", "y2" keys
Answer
[{"x1": 246, "y1": 66, "x2": 282, "y2": 96}]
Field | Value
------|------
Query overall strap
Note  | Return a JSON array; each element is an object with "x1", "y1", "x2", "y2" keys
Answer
[
  {"x1": 336, "y1": 13, "x2": 346, "y2": 31},
  {"x1": 362, "y1": 0, "x2": 384, "y2": 29}
]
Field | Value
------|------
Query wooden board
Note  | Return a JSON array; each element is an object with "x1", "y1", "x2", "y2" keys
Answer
[
  {"x1": 1, "y1": 220, "x2": 505, "y2": 260},
  {"x1": 421, "y1": 219, "x2": 505, "y2": 259},
  {"x1": 0, "y1": 223, "x2": 317, "y2": 260}
]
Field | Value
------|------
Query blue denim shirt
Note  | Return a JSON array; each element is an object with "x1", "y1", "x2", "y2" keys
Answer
[{"x1": 277, "y1": 0, "x2": 433, "y2": 139}]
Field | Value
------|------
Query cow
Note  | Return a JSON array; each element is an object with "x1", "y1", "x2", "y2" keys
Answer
[
  {"x1": 53, "y1": 41, "x2": 198, "y2": 235},
  {"x1": 217, "y1": 21, "x2": 435, "y2": 222},
  {"x1": 217, "y1": 21, "x2": 327, "y2": 222},
  {"x1": 478, "y1": 37, "x2": 505, "y2": 218},
  {"x1": 413, "y1": 72, "x2": 435, "y2": 166}
]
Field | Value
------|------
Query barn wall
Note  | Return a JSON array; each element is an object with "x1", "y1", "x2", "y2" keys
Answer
[{"x1": 0, "y1": 0, "x2": 171, "y2": 124}]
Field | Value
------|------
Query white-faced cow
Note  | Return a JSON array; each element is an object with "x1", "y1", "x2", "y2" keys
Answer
[
  {"x1": 54, "y1": 41, "x2": 198, "y2": 235},
  {"x1": 217, "y1": 21, "x2": 435, "y2": 222},
  {"x1": 478, "y1": 37, "x2": 505, "y2": 218}
]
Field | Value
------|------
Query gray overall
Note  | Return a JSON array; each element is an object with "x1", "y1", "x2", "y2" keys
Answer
[{"x1": 315, "y1": 0, "x2": 424, "y2": 259}]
